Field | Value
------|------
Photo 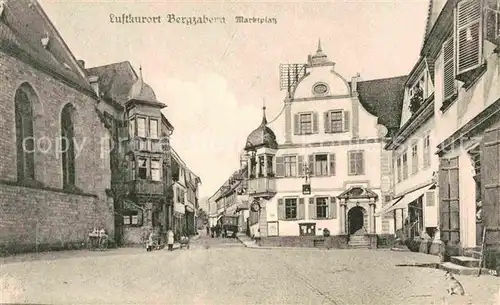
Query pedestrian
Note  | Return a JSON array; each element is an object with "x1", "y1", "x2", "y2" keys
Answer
[
  {"x1": 206, "y1": 224, "x2": 210, "y2": 236},
  {"x1": 167, "y1": 229, "x2": 174, "y2": 251},
  {"x1": 146, "y1": 229, "x2": 154, "y2": 252}
]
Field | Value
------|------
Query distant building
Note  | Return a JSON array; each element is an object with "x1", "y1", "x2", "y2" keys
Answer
[
  {"x1": 170, "y1": 149, "x2": 201, "y2": 238},
  {"x1": 242, "y1": 43, "x2": 405, "y2": 248}
]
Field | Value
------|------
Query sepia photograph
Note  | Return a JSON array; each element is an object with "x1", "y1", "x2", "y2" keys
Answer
[{"x1": 1, "y1": 0, "x2": 500, "y2": 304}]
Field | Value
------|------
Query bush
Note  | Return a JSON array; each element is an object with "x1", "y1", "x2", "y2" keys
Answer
[{"x1": 405, "y1": 239, "x2": 421, "y2": 252}]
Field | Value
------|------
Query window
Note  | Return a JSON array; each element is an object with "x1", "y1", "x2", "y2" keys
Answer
[
  {"x1": 137, "y1": 117, "x2": 146, "y2": 137},
  {"x1": 314, "y1": 154, "x2": 328, "y2": 176},
  {"x1": 129, "y1": 117, "x2": 135, "y2": 137},
  {"x1": 15, "y1": 86, "x2": 35, "y2": 181},
  {"x1": 397, "y1": 157, "x2": 402, "y2": 183},
  {"x1": 138, "y1": 158, "x2": 147, "y2": 179},
  {"x1": 330, "y1": 111, "x2": 343, "y2": 133},
  {"x1": 61, "y1": 104, "x2": 76, "y2": 188},
  {"x1": 402, "y1": 151, "x2": 408, "y2": 180},
  {"x1": 285, "y1": 198, "x2": 297, "y2": 219},
  {"x1": 316, "y1": 197, "x2": 328, "y2": 218},
  {"x1": 284, "y1": 156, "x2": 297, "y2": 177},
  {"x1": 348, "y1": 151, "x2": 364, "y2": 175},
  {"x1": 409, "y1": 75, "x2": 425, "y2": 115},
  {"x1": 423, "y1": 134, "x2": 431, "y2": 168},
  {"x1": 130, "y1": 158, "x2": 136, "y2": 180},
  {"x1": 149, "y1": 119, "x2": 158, "y2": 139},
  {"x1": 123, "y1": 212, "x2": 141, "y2": 226},
  {"x1": 411, "y1": 144, "x2": 419, "y2": 175},
  {"x1": 151, "y1": 160, "x2": 161, "y2": 181},
  {"x1": 299, "y1": 113, "x2": 312, "y2": 134}
]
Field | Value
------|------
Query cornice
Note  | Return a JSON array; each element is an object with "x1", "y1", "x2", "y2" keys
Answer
[{"x1": 278, "y1": 138, "x2": 382, "y2": 149}]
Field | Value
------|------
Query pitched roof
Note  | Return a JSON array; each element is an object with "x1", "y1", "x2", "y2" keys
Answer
[
  {"x1": 86, "y1": 61, "x2": 138, "y2": 106},
  {"x1": 0, "y1": 0, "x2": 93, "y2": 93},
  {"x1": 353, "y1": 75, "x2": 407, "y2": 136}
]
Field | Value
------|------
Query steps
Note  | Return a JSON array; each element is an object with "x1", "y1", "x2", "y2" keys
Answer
[
  {"x1": 348, "y1": 235, "x2": 370, "y2": 249},
  {"x1": 440, "y1": 247, "x2": 482, "y2": 276}
]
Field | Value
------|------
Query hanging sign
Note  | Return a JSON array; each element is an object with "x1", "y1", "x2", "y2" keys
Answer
[{"x1": 302, "y1": 184, "x2": 311, "y2": 195}]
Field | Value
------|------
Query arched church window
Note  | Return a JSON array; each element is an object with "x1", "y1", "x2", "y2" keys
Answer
[
  {"x1": 15, "y1": 85, "x2": 36, "y2": 181},
  {"x1": 61, "y1": 103, "x2": 76, "y2": 188}
]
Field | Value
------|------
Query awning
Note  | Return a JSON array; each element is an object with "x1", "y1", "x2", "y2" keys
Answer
[
  {"x1": 384, "y1": 184, "x2": 435, "y2": 215},
  {"x1": 375, "y1": 196, "x2": 404, "y2": 217}
]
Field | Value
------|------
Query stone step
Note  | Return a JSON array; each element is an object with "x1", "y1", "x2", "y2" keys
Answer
[
  {"x1": 348, "y1": 243, "x2": 370, "y2": 246},
  {"x1": 348, "y1": 244, "x2": 371, "y2": 249},
  {"x1": 439, "y1": 262, "x2": 480, "y2": 276},
  {"x1": 463, "y1": 249, "x2": 482, "y2": 259},
  {"x1": 450, "y1": 256, "x2": 481, "y2": 268}
]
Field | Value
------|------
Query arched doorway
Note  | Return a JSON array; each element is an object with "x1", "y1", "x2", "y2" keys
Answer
[{"x1": 348, "y1": 206, "x2": 365, "y2": 235}]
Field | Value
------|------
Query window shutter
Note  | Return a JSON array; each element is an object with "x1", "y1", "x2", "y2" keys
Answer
[
  {"x1": 481, "y1": 128, "x2": 500, "y2": 238},
  {"x1": 439, "y1": 157, "x2": 460, "y2": 243},
  {"x1": 308, "y1": 155, "x2": 315, "y2": 176},
  {"x1": 298, "y1": 156, "x2": 304, "y2": 176},
  {"x1": 343, "y1": 111, "x2": 350, "y2": 132},
  {"x1": 329, "y1": 154, "x2": 336, "y2": 176},
  {"x1": 324, "y1": 111, "x2": 331, "y2": 133},
  {"x1": 298, "y1": 198, "x2": 305, "y2": 219},
  {"x1": 275, "y1": 156, "x2": 284, "y2": 177},
  {"x1": 456, "y1": 0, "x2": 482, "y2": 75},
  {"x1": 329, "y1": 197, "x2": 337, "y2": 219},
  {"x1": 277, "y1": 198, "x2": 285, "y2": 220},
  {"x1": 425, "y1": 191, "x2": 435, "y2": 206},
  {"x1": 294, "y1": 114, "x2": 300, "y2": 135},
  {"x1": 308, "y1": 198, "x2": 316, "y2": 220},
  {"x1": 312, "y1": 112, "x2": 319, "y2": 134},
  {"x1": 443, "y1": 36, "x2": 456, "y2": 100}
]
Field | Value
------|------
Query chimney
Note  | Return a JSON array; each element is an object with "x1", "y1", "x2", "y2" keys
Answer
[
  {"x1": 77, "y1": 60, "x2": 85, "y2": 69},
  {"x1": 351, "y1": 73, "x2": 361, "y2": 95}
]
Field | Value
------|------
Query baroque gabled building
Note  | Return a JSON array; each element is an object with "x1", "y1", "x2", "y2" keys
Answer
[{"x1": 242, "y1": 43, "x2": 405, "y2": 248}]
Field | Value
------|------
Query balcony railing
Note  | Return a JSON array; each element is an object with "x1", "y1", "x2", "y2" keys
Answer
[
  {"x1": 247, "y1": 177, "x2": 276, "y2": 196},
  {"x1": 128, "y1": 179, "x2": 164, "y2": 195}
]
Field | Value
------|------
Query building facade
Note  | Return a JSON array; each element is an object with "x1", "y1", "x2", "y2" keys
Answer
[
  {"x1": 214, "y1": 167, "x2": 249, "y2": 234},
  {"x1": 427, "y1": 0, "x2": 500, "y2": 258},
  {"x1": 171, "y1": 149, "x2": 201, "y2": 239},
  {"x1": 87, "y1": 61, "x2": 175, "y2": 246},
  {"x1": 242, "y1": 44, "x2": 405, "y2": 248},
  {"x1": 0, "y1": 0, "x2": 114, "y2": 252},
  {"x1": 378, "y1": 55, "x2": 440, "y2": 243}
]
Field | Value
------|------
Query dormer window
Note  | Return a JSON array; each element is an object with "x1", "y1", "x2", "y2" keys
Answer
[
  {"x1": 89, "y1": 76, "x2": 99, "y2": 96},
  {"x1": 409, "y1": 75, "x2": 425, "y2": 115}
]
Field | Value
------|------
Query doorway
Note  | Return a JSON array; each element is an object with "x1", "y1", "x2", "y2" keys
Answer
[{"x1": 348, "y1": 206, "x2": 365, "y2": 235}]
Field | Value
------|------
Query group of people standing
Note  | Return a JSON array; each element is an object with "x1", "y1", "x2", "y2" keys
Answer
[
  {"x1": 146, "y1": 228, "x2": 175, "y2": 251},
  {"x1": 206, "y1": 224, "x2": 227, "y2": 238}
]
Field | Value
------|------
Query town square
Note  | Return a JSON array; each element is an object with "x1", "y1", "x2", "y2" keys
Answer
[{"x1": 1, "y1": 0, "x2": 500, "y2": 304}]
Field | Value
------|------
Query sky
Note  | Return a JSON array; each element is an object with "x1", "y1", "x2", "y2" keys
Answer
[{"x1": 38, "y1": 0, "x2": 428, "y2": 206}]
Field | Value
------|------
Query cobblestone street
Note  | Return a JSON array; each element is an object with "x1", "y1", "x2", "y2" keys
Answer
[{"x1": 1, "y1": 234, "x2": 498, "y2": 305}]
